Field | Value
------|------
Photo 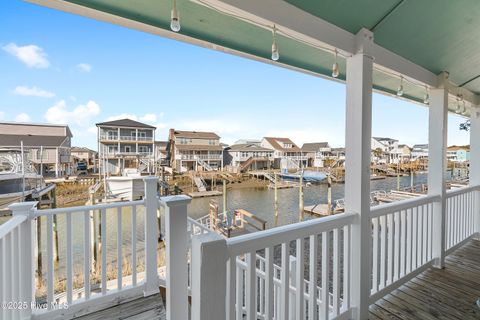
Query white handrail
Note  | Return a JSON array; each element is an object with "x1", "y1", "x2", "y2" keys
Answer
[
  {"x1": 0, "y1": 215, "x2": 26, "y2": 239},
  {"x1": 227, "y1": 212, "x2": 356, "y2": 256},
  {"x1": 446, "y1": 184, "x2": 480, "y2": 197},
  {"x1": 369, "y1": 194, "x2": 440, "y2": 219},
  {"x1": 34, "y1": 199, "x2": 145, "y2": 217}
]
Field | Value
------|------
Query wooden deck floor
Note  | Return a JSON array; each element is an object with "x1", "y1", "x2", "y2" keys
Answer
[
  {"x1": 76, "y1": 293, "x2": 166, "y2": 320},
  {"x1": 370, "y1": 239, "x2": 480, "y2": 320}
]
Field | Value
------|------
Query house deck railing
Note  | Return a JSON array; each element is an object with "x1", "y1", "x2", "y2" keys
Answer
[{"x1": 1, "y1": 180, "x2": 479, "y2": 320}]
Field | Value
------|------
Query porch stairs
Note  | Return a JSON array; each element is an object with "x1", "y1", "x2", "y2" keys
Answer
[
  {"x1": 196, "y1": 158, "x2": 213, "y2": 171},
  {"x1": 240, "y1": 157, "x2": 254, "y2": 172},
  {"x1": 193, "y1": 176, "x2": 207, "y2": 192}
]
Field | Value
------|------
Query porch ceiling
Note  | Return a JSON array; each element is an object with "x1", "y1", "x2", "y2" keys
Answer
[{"x1": 33, "y1": 0, "x2": 480, "y2": 113}]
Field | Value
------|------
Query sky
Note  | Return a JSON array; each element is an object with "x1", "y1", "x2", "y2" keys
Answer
[{"x1": 0, "y1": 0, "x2": 470, "y2": 150}]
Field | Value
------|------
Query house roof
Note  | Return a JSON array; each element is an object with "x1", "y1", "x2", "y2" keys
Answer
[
  {"x1": 301, "y1": 142, "x2": 330, "y2": 152},
  {"x1": 412, "y1": 144, "x2": 429, "y2": 149},
  {"x1": 175, "y1": 144, "x2": 223, "y2": 151},
  {"x1": 173, "y1": 130, "x2": 220, "y2": 139},
  {"x1": 71, "y1": 146, "x2": 97, "y2": 153},
  {"x1": 96, "y1": 118, "x2": 156, "y2": 129},
  {"x1": 227, "y1": 143, "x2": 273, "y2": 152},
  {"x1": 0, "y1": 121, "x2": 73, "y2": 137},
  {"x1": 447, "y1": 145, "x2": 470, "y2": 151},
  {"x1": 263, "y1": 137, "x2": 301, "y2": 152},
  {"x1": 373, "y1": 137, "x2": 398, "y2": 143},
  {"x1": 398, "y1": 144, "x2": 411, "y2": 149},
  {"x1": 0, "y1": 134, "x2": 69, "y2": 147}
]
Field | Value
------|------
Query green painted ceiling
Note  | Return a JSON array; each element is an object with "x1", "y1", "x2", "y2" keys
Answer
[{"x1": 63, "y1": 0, "x2": 479, "y2": 113}]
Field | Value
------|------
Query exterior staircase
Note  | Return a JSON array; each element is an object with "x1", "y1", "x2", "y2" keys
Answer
[
  {"x1": 193, "y1": 176, "x2": 207, "y2": 192},
  {"x1": 196, "y1": 158, "x2": 213, "y2": 171}
]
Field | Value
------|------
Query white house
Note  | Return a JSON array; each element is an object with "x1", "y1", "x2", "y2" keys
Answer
[
  {"x1": 371, "y1": 137, "x2": 402, "y2": 164},
  {"x1": 260, "y1": 137, "x2": 305, "y2": 169},
  {"x1": 411, "y1": 144, "x2": 429, "y2": 159},
  {"x1": 301, "y1": 142, "x2": 331, "y2": 167},
  {"x1": 224, "y1": 143, "x2": 274, "y2": 171}
]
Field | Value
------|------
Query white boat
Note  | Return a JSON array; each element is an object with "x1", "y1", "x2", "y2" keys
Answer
[
  {"x1": 106, "y1": 169, "x2": 146, "y2": 201},
  {"x1": 0, "y1": 149, "x2": 45, "y2": 210}
]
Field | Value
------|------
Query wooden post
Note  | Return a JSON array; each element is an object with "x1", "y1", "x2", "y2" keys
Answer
[
  {"x1": 36, "y1": 216, "x2": 42, "y2": 288},
  {"x1": 327, "y1": 174, "x2": 332, "y2": 214},
  {"x1": 396, "y1": 162, "x2": 400, "y2": 190},
  {"x1": 160, "y1": 194, "x2": 191, "y2": 320},
  {"x1": 428, "y1": 76, "x2": 448, "y2": 269},
  {"x1": 274, "y1": 172, "x2": 279, "y2": 221},
  {"x1": 143, "y1": 177, "x2": 160, "y2": 296},
  {"x1": 191, "y1": 233, "x2": 228, "y2": 320},
  {"x1": 469, "y1": 108, "x2": 480, "y2": 238},
  {"x1": 344, "y1": 29, "x2": 374, "y2": 320},
  {"x1": 299, "y1": 170, "x2": 304, "y2": 221},
  {"x1": 52, "y1": 189, "x2": 59, "y2": 263},
  {"x1": 223, "y1": 179, "x2": 227, "y2": 214}
]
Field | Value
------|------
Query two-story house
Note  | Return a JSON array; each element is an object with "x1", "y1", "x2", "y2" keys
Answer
[
  {"x1": 447, "y1": 145, "x2": 470, "y2": 162},
  {"x1": 96, "y1": 119, "x2": 156, "y2": 175},
  {"x1": 169, "y1": 129, "x2": 223, "y2": 172},
  {"x1": 0, "y1": 121, "x2": 73, "y2": 177},
  {"x1": 224, "y1": 143, "x2": 274, "y2": 172},
  {"x1": 301, "y1": 142, "x2": 331, "y2": 167},
  {"x1": 371, "y1": 137, "x2": 401, "y2": 164},
  {"x1": 260, "y1": 137, "x2": 305, "y2": 169}
]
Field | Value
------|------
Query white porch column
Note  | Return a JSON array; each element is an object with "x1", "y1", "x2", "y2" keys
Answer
[
  {"x1": 344, "y1": 28, "x2": 374, "y2": 320},
  {"x1": 428, "y1": 74, "x2": 448, "y2": 269},
  {"x1": 469, "y1": 107, "x2": 480, "y2": 237}
]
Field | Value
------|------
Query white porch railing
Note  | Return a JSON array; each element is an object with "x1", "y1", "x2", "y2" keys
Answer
[
  {"x1": 191, "y1": 212, "x2": 356, "y2": 320},
  {"x1": 445, "y1": 185, "x2": 479, "y2": 253}
]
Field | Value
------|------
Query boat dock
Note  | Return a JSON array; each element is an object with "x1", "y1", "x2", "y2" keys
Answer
[{"x1": 188, "y1": 190, "x2": 223, "y2": 198}]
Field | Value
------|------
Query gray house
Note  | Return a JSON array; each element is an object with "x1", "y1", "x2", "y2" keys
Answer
[
  {"x1": 0, "y1": 121, "x2": 73, "y2": 177},
  {"x1": 96, "y1": 118, "x2": 156, "y2": 175}
]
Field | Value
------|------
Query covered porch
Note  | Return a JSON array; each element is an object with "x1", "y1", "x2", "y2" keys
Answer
[{"x1": 3, "y1": 0, "x2": 480, "y2": 319}]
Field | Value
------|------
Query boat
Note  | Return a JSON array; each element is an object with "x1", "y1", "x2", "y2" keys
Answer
[
  {"x1": 0, "y1": 149, "x2": 46, "y2": 209},
  {"x1": 106, "y1": 169, "x2": 146, "y2": 201},
  {"x1": 279, "y1": 170, "x2": 327, "y2": 182}
]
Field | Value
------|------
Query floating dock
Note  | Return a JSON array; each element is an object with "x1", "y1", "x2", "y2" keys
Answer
[{"x1": 188, "y1": 190, "x2": 222, "y2": 198}]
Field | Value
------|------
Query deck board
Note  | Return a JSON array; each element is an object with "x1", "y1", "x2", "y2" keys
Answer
[{"x1": 371, "y1": 239, "x2": 480, "y2": 319}]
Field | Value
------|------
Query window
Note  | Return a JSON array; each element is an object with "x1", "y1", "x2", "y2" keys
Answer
[
  {"x1": 138, "y1": 131, "x2": 146, "y2": 138},
  {"x1": 131, "y1": 131, "x2": 136, "y2": 139},
  {"x1": 124, "y1": 146, "x2": 131, "y2": 153},
  {"x1": 108, "y1": 146, "x2": 117, "y2": 154},
  {"x1": 139, "y1": 146, "x2": 149, "y2": 153},
  {"x1": 107, "y1": 131, "x2": 117, "y2": 140}
]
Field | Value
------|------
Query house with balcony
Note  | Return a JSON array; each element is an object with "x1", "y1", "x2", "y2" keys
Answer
[
  {"x1": 260, "y1": 137, "x2": 305, "y2": 169},
  {"x1": 301, "y1": 142, "x2": 331, "y2": 167},
  {"x1": 154, "y1": 141, "x2": 169, "y2": 166},
  {"x1": 224, "y1": 143, "x2": 274, "y2": 172},
  {"x1": 397, "y1": 144, "x2": 412, "y2": 160},
  {"x1": 169, "y1": 129, "x2": 223, "y2": 172},
  {"x1": 411, "y1": 144, "x2": 429, "y2": 160},
  {"x1": 4, "y1": 2, "x2": 480, "y2": 320},
  {"x1": 0, "y1": 121, "x2": 73, "y2": 177},
  {"x1": 371, "y1": 137, "x2": 402, "y2": 164},
  {"x1": 96, "y1": 119, "x2": 156, "y2": 175},
  {"x1": 447, "y1": 145, "x2": 470, "y2": 162}
]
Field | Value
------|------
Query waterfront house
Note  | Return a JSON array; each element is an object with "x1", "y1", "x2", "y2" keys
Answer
[
  {"x1": 4, "y1": 2, "x2": 480, "y2": 320},
  {"x1": 224, "y1": 143, "x2": 274, "y2": 171},
  {"x1": 397, "y1": 144, "x2": 412, "y2": 160},
  {"x1": 71, "y1": 147, "x2": 97, "y2": 172},
  {"x1": 0, "y1": 121, "x2": 73, "y2": 177},
  {"x1": 169, "y1": 129, "x2": 223, "y2": 172},
  {"x1": 96, "y1": 118, "x2": 156, "y2": 175},
  {"x1": 260, "y1": 137, "x2": 305, "y2": 169},
  {"x1": 371, "y1": 137, "x2": 402, "y2": 164},
  {"x1": 301, "y1": 142, "x2": 331, "y2": 167},
  {"x1": 411, "y1": 144, "x2": 429, "y2": 159},
  {"x1": 447, "y1": 145, "x2": 470, "y2": 162}
]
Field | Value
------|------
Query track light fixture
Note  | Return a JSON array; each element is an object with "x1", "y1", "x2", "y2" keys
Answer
[
  {"x1": 271, "y1": 25, "x2": 279, "y2": 61},
  {"x1": 332, "y1": 49, "x2": 339, "y2": 78},
  {"x1": 423, "y1": 86, "x2": 429, "y2": 104},
  {"x1": 397, "y1": 76, "x2": 404, "y2": 96},
  {"x1": 170, "y1": 0, "x2": 180, "y2": 32}
]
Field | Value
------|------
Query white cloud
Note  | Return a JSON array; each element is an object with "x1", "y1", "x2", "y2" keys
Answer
[
  {"x1": 87, "y1": 126, "x2": 97, "y2": 134},
  {"x1": 140, "y1": 113, "x2": 157, "y2": 123},
  {"x1": 76, "y1": 63, "x2": 92, "y2": 73},
  {"x1": 2, "y1": 43, "x2": 50, "y2": 68},
  {"x1": 13, "y1": 86, "x2": 55, "y2": 98},
  {"x1": 14, "y1": 112, "x2": 31, "y2": 122},
  {"x1": 44, "y1": 100, "x2": 100, "y2": 127}
]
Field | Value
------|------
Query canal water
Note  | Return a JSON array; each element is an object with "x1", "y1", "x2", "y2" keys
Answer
[{"x1": 3, "y1": 173, "x2": 438, "y2": 286}]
